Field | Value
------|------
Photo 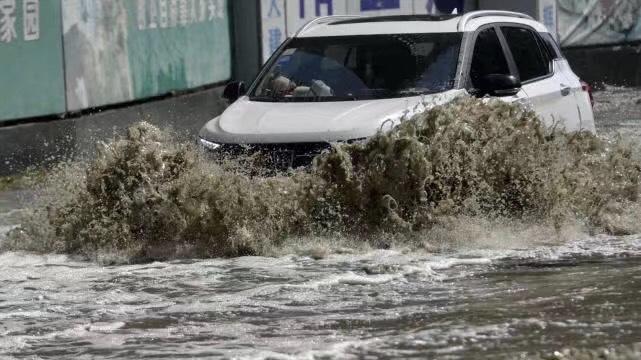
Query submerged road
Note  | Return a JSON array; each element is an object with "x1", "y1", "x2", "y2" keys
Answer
[{"x1": 1, "y1": 87, "x2": 641, "y2": 359}]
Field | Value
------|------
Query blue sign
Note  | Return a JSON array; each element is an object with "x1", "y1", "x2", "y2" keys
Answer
[
  {"x1": 431, "y1": 0, "x2": 464, "y2": 13},
  {"x1": 360, "y1": 0, "x2": 400, "y2": 11},
  {"x1": 300, "y1": 0, "x2": 334, "y2": 18}
]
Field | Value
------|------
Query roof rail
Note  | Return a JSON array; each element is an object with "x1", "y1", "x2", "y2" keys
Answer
[
  {"x1": 295, "y1": 15, "x2": 364, "y2": 36},
  {"x1": 458, "y1": 10, "x2": 534, "y2": 31}
]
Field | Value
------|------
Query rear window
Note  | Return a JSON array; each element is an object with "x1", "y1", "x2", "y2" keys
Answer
[{"x1": 501, "y1": 27, "x2": 550, "y2": 82}]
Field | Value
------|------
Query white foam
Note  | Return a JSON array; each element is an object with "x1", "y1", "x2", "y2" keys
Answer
[
  {"x1": 0, "y1": 310, "x2": 50, "y2": 321},
  {"x1": 0, "y1": 224, "x2": 15, "y2": 234},
  {"x1": 324, "y1": 272, "x2": 402, "y2": 286},
  {"x1": 233, "y1": 339, "x2": 373, "y2": 360},
  {"x1": 83, "y1": 321, "x2": 126, "y2": 333},
  {"x1": 427, "y1": 257, "x2": 492, "y2": 270},
  {"x1": 0, "y1": 233, "x2": 640, "y2": 358},
  {"x1": 0, "y1": 251, "x2": 70, "y2": 268},
  {"x1": 0, "y1": 225, "x2": 16, "y2": 246}
]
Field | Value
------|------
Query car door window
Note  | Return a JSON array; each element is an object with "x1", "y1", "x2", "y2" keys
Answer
[
  {"x1": 469, "y1": 27, "x2": 511, "y2": 90},
  {"x1": 502, "y1": 27, "x2": 550, "y2": 82}
]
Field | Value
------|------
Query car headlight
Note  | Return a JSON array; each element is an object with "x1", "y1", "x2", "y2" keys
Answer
[{"x1": 199, "y1": 138, "x2": 222, "y2": 151}]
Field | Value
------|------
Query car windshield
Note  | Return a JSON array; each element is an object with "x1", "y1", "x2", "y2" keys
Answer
[{"x1": 250, "y1": 33, "x2": 463, "y2": 102}]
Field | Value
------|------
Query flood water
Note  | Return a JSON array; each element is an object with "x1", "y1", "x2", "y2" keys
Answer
[{"x1": 1, "y1": 87, "x2": 641, "y2": 359}]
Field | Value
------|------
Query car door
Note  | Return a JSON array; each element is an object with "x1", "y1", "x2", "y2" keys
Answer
[
  {"x1": 539, "y1": 32, "x2": 596, "y2": 133},
  {"x1": 467, "y1": 26, "x2": 529, "y2": 106},
  {"x1": 499, "y1": 26, "x2": 582, "y2": 132}
]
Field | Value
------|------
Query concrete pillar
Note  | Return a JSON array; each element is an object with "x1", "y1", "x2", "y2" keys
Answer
[
  {"x1": 230, "y1": 1, "x2": 263, "y2": 84},
  {"x1": 464, "y1": 0, "x2": 479, "y2": 11}
]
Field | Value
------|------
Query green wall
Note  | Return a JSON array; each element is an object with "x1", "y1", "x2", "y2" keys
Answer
[
  {"x1": 62, "y1": 0, "x2": 232, "y2": 112},
  {"x1": 125, "y1": 0, "x2": 231, "y2": 100},
  {"x1": 0, "y1": 0, "x2": 66, "y2": 121},
  {"x1": 1, "y1": 0, "x2": 232, "y2": 122}
]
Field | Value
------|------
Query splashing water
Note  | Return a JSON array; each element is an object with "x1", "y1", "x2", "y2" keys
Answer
[{"x1": 3, "y1": 97, "x2": 641, "y2": 262}]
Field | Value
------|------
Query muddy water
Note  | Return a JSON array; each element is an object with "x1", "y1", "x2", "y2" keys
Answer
[
  {"x1": 1, "y1": 87, "x2": 641, "y2": 359},
  {"x1": 0, "y1": 237, "x2": 640, "y2": 359}
]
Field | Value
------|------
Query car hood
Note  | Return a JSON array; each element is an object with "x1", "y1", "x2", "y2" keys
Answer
[{"x1": 200, "y1": 90, "x2": 466, "y2": 144}]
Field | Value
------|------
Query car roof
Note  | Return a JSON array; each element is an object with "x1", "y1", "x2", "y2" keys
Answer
[{"x1": 295, "y1": 10, "x2": 548, "y2": 38}]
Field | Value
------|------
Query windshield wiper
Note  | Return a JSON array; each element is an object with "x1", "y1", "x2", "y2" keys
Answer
[
  {"x1": 250, "y1": 96, "x2": 293, "y2": 102},
  {"x1": 250, "y1": 95, "x2": 358, "y2": 102}
]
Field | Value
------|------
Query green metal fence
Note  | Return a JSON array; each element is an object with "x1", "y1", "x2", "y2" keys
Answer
[
  {"x1": 125, "y1": 0, "x2": 231, "y2": 101},
  {"x1": 0, "y1": 0, "x2": 232, "y2": 122},
  {"x1": 0, "y1": 0, "x2": 66, "y2": 121}
]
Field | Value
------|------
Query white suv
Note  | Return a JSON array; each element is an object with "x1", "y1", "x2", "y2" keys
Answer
[{"x1": 199, "y1": 11, "x2": 595, "y2": 168}]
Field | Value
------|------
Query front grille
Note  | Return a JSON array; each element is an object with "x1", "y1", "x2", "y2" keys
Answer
[{"x1": 215, "y1": 142, "x2": 332, "y2": 170}]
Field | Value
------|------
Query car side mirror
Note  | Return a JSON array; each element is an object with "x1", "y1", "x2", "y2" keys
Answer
[
  {"x1": 478, "y1": 74, "x2": 521, "y2": 97},
  {"x1": 223, "y1": 81, "x2": 246, "y2": 102}
]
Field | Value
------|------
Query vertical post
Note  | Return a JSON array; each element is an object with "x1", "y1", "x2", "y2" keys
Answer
[
  {"x1": 537, "y1": 0, "x2": 558, "y2": 39},
  {"x1": 230, "y1": 0, "x2": 262, "y2": 84},
  {"x1": 59, "y1": 0, "x2": 68, "y2": 113},
  {"x1": 464, "y1": 0, "x2": 479, "y2": 12}
]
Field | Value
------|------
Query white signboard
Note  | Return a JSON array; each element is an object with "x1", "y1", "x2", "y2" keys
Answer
[
  {"x1": 286, "y1": 0, "x2": 348, "y2": 36},
  {"x1": 348, "y1": 0, "x2": 415, "y2": 16},
  {"x1": 261, "y1": 0, "x2": 286, "y2": 61},
  {"x1": 260, "y1": 0, "x2": 463, "y2": 62},
  {"x1": 538, "y1": 0, "x2": 557, "y2": 39}
]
